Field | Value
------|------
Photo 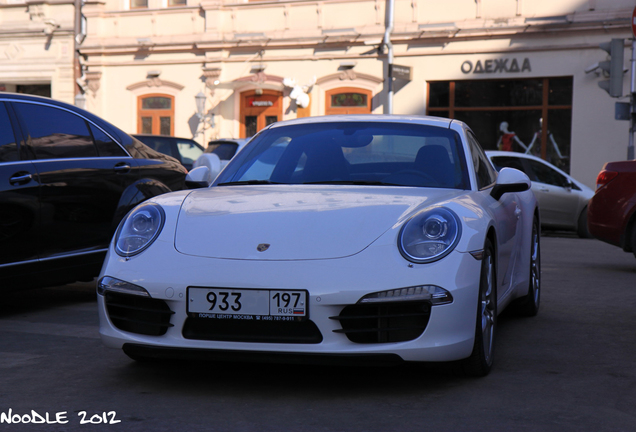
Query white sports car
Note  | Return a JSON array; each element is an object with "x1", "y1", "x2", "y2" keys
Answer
[{"x1": 97, "y1": 115, "x2": 540, "y2": 377}]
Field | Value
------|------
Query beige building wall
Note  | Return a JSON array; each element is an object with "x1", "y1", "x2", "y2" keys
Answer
[{"x1": 0, "y1": 0, "x2": 76, "y2": 100}]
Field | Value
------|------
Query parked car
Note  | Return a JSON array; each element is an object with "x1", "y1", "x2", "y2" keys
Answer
[
  {"x1": 0, "y1": 92, "x2": 188, "y2": 292},
  {"x1": 588, "y1": 160, "x2": 636, "y2": 256},
  {"x1": 193, "y1": 138, "x2": 249, "y2": 183},
  {"x1": 133, "y1": 134, "x2": 204, "y2": 171},
  {"x1": 205, "y1": 138, "x2": 249, "y2": 168},
  {"x1": 97, "y1": 115, "x2": 539, "y2": 377},
  {"x1": 486, "y1": 151, "x2": 594, "y2": 238}
]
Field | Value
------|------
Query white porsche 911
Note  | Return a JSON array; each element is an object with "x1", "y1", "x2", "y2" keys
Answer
[{"x1": 97, "y1": 115, "x2": 540, "y2": 377}]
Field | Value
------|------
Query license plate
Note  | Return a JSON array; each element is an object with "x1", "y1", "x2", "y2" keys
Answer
[{"x1": 187, "y1": 287, "x2": 308, "y2": 321}]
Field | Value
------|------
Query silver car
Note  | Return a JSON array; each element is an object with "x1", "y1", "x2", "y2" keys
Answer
[{"x1": 486, "y1": 151, "x2": 594, "y2": 238}]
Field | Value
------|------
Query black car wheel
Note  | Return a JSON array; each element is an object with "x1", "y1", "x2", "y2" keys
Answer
[
  {"x1": 457, "y1": 238, "x2": 497, "y2": 377},
  {"x1": 515, "y1": 217, "x2": 541, "y2": 317}
]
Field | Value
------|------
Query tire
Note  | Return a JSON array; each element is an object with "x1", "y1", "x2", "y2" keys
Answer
[
  {"x1": 457, "y1": 238, "x2": 497, "y2": 377},
  {"x1": 577, "y1": 208, "x2": 593, "y2": 238},
  {"x1": 515, "y1": 217, "x2": 541, "y2": 317}
]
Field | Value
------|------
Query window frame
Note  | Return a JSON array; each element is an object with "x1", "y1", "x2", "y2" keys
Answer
[{"x1": 137, "y1": 94, "x2": 175, "y2": 136}]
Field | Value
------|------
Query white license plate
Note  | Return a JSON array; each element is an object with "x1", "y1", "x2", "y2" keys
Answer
[{"x1": 187, "y1": 287, "x2": 308, "y2": 320}]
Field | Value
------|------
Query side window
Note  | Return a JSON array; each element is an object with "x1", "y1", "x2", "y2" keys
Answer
[
  {"x1": 89, "y1": 124, "x2": 128, "y2": 157},
  {"x1": 526, "y1": 159, "x2": 568, "y2": 187},
  {"x1": 467, "y1": 132, "x2": 497, "y2": 189},
  {"x1": 0, "y1": 102, "x2": 18, "y2": 162},
  {"x1": 13, "y1": 103, "x2": 97, "y2": 160}
]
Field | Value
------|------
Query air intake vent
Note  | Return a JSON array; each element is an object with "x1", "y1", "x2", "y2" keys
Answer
[
  {"x1": 104, "y1": 292, "x2": 174, "y2": 336},
  {"x1": 331, "y1": 301, "x2": 431, "y2": 343}
]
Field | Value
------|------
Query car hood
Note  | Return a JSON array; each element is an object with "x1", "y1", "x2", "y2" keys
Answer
[{"x1": 175, "y1": 185, "x2": 462, "y2": 260}]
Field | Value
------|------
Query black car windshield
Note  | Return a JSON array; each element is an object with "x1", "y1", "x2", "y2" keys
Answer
[{"x1": 215, "y1": 122, "x2": 469, "y2": 189}]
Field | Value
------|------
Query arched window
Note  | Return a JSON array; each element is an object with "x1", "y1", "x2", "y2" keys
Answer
[
  {"x1": 137, "y1": 94, "x2": 175, "y2": 136},
  {"x1": 325, "y1": 87, "x2": 372, "y2": 115}
]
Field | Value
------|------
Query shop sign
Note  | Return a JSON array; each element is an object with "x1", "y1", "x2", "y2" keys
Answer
[
  {"x1": 389, "y1": 64, "x2": 412, "y2": 81},
  {"x1": 460, "y1": 58, "x2": 531, "y2": 75},
  {"x1": 249, "y1": 99, "x2": 274, "y2": 107}
]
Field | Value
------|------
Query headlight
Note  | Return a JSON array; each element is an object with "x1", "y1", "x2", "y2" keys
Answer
[
  {"x1": 398, "y1": 207, "x2": 461, "y2": 263},
  {"x1": 115, "y1": 202, "x2": 165, "y2": 257}
]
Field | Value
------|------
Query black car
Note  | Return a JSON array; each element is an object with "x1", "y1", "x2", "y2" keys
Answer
[
  {"x1": 133, "y1": 134, "x2": 204, "y2": 171},
  {"x1": 0, "y1": 93, "x2": 188, "y2": 292}
]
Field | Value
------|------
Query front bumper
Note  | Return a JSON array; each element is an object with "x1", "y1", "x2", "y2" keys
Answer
[{"x1": 97, "y1": 238, "x2": 482, "y2": 363}]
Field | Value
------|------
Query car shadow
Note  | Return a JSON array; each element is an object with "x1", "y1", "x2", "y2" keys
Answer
[{"x1": 0, "y1": 280, "x2": 97, "y2": 318}]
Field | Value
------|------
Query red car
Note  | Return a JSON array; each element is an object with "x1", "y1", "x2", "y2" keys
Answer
[{"x1": 587, "y1": 160, "x2": 636, "y2": 256}]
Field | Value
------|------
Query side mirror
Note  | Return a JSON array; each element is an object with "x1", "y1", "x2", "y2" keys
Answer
[
  {"x1": 193, "y1": 153, "x2": 222, "y2": 183},
  {"x1": 490, "y1": 167, "x2": 531, "y2": 200},
  {"x1": 185, "y1": 165, "x2": 211, "y2": 189}
]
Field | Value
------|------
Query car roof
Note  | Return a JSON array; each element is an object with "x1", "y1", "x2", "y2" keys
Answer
[{"x1": 266, "y1": 114, "x2": 456, "y2": 129}]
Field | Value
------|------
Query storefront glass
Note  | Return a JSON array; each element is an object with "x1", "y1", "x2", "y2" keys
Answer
[{"x1": 427, "y1": 77, "x2": 572, "y2": 173}]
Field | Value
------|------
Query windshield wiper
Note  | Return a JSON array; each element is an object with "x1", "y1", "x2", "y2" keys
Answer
[
  {"x1": 303, "y1": 180, "x2": 402, "y2": 186},
  {"x1": 217, "y1": 180, "x2": 282, "y2": 186}
]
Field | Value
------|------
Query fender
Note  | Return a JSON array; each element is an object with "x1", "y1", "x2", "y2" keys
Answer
[{"x1": 111, "y1": 178, "x2": 174, "y2": 230}]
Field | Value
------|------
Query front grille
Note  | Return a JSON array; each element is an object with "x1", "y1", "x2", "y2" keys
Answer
[
  {"x1": 104, "y1": 292, "x2": 174, "y2": 336},
  {"x1": 182, "y1": 317, "x2": 323, "y2": 344},
  {"x1": 331, "y1": 301, "x2": 431, "y2": 343}
]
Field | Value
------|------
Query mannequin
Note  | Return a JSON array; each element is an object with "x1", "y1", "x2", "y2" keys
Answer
[
  {"x1": 496, "y1": 121, "x2": 528, "y2": 152},
  {"x1": 524, "y1": 118, "x2": 565, "y2": 160}
]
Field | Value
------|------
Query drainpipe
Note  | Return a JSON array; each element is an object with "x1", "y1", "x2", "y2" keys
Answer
[
  {"x1": 74, "y1": 0, "x2": 82, "y2": 101},
  {"x1": 383, "y1": 0, "x2": 394, "y2": 114}
]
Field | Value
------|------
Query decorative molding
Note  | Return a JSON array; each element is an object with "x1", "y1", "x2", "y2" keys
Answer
[
  {"x1": 234, "y1": 72, "x2": 284, "y2": 84},
  {"x1": 126, "y1": 78, "x2": 185, "y2": 91},
  {"x1": 203, "y1": 67, "x2": 221, "y2": 90},
  {"x1": 85, "y1": 71, "x2": 102, "y2": 94},
  {"x1": 316, "y1": 72, "x2": 383, "y2": 85}
]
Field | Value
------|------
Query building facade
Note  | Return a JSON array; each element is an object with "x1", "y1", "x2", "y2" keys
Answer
[{"x1": 1, "y1": 0, "x2": 634, "y2": 188}]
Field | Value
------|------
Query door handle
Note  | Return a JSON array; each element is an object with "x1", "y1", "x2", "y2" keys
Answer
[
  {"x1": 9, "y1": 172, "x2": 33, "y2": 186},
  {"x1": 113, "y1": 163, "x2": 132, "y2": 173}
]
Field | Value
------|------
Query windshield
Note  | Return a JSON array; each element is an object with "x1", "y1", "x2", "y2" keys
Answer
[{"x1": 215, "y1": 121, "x2": 469, "y2": 189}]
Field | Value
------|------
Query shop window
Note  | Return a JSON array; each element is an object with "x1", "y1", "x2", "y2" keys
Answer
[
  {"x1": 137, "y1": 94, "x2": 174, "y2": 136},
  {"x1": 427, "y1": 77, "x2": 572, "y2": 173},
  {"x1": 326, "y1": 88, "x2": 372, "y2": 115}
]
